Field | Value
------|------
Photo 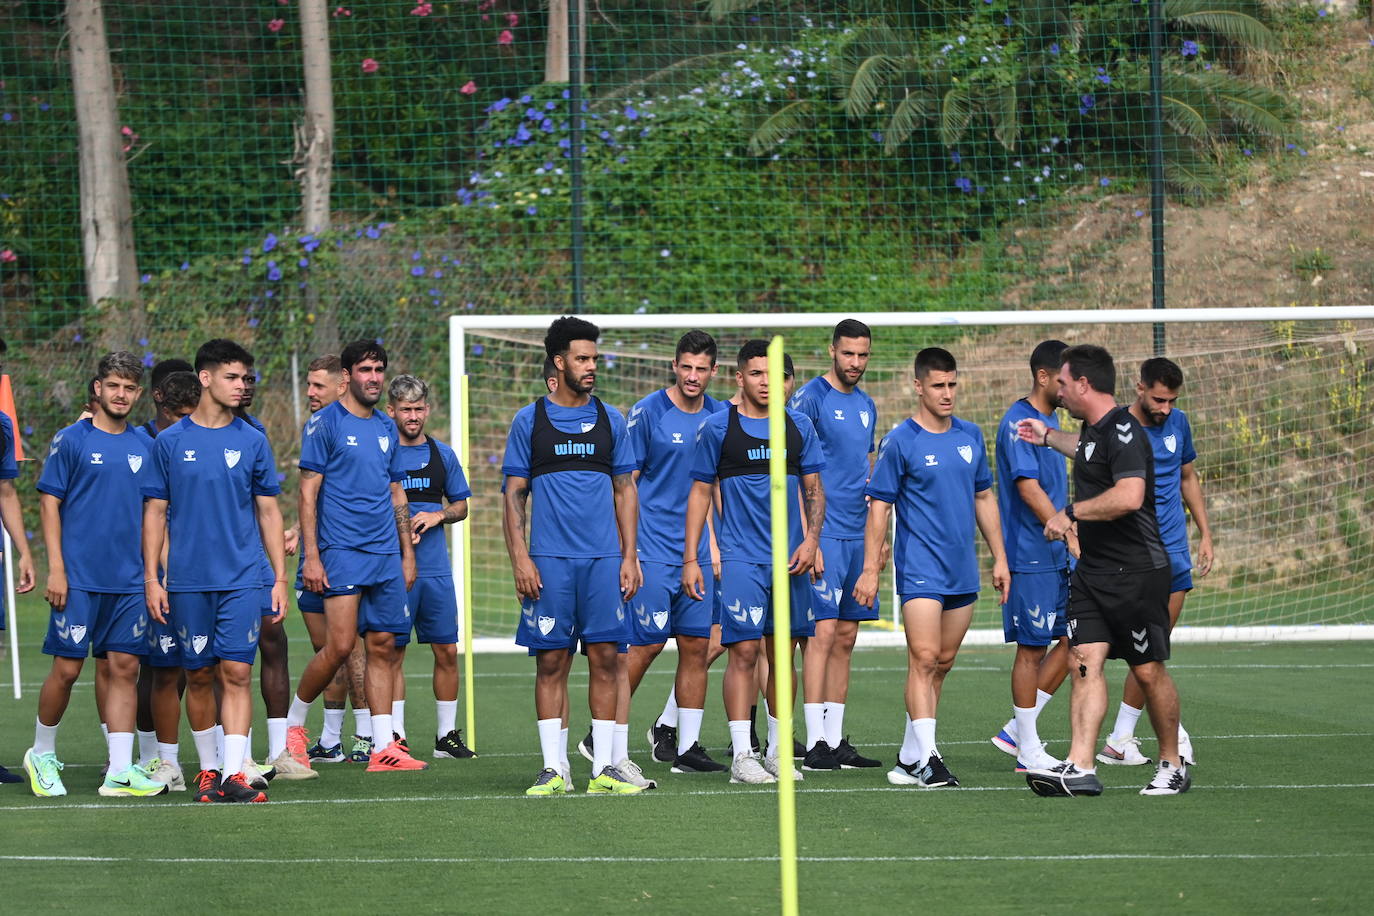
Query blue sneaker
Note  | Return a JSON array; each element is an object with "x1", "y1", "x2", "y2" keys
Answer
[
  {"x1": 308, "y1": 740, "x2": 345, "y2": 764},
  {"x1": 346, "y1": 735, "x2": 373, "y2": 764},
  {"x1": 0, "y1": 764, "x2": 24, "y2": 784},
  {"x1": 991, "y1": 724, "x2": 1018, "y2": 757}
]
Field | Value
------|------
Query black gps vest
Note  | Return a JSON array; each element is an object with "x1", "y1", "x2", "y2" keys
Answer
[
  {"x1": 716, "y1": 405, "x2": 802, "y2": 479},
  {"x1": 400, "y1": 437, "x2": 448, "y2": 504},
  {"x1": 529, "y1": 396, "x2": 613, "y2": 479}
]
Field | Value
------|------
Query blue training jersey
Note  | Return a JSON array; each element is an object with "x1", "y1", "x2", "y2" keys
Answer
[
  {"x1": 690, "y1": 407, "x2": 825, "y2": 565},
  {"x1": 789, "y1": 377, "x2": 876, "y2": 540},
  {"x1": 142, "y1": 416, "x2": 281, "y2": 591},
  {"x1": 1144, "y1": 408, "x2": 1197, "y2": 557},
  {"x1": 995, "y1": 399, "x2": 1068, "y2": 573},
  {"x1": 36, "y1": 420, "x2": 150, "y2": 593},
  {"x1": 300, "y1": 400, "x2": 406, "y2": 556},
  {"x1": 398, "y1": 438, "x2": 471, "y2": 577},
  {"x1": 0, "y1": 413, "x2": 17, "y2": 482},
  {"x1": 629, "y1": 388, "x2": 725, "y2": 563},
  {"x1": 866, "y1": 416, "x2": 992, "y2": 596},
  {"x1": 502, "y1": 396, "x2": 636, "y2": 559},
  {"x1": 242, "y1": 413, "x2": 277, "y2": 586}
]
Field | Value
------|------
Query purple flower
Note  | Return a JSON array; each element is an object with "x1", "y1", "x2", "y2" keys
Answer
[
  {"x1": 142, "y1": 352, "x2": 155, "y2": 368},
  {"x1": 140, "y1": 273, "x2": 151, "y2": 283},
  {"x1": 526, "y1": 205, "x2": 538, "y2": 215},
  {"x1": 953, "y1": 177, "x2": 973, "y2": 193},
  {"x1": 23, "y1": 424, "x2": 33, "y2": 436},
  {"x1": 247, "y1": 317, "x2": 260, "y2": 328},
  {"x1": 263, "y1": 233, "x2": 278, "y2": 252},
  {"x1": 1181, "y1": 40, "x2": 1199, "y2": 58},
  {"x1": 1049, "y1": 42, "x2": 1060, "y2": 56},
  {"x1": 180, "y1": 261, "x2": 190, "y2": 271},
  {"x1": 624, "y1": 105, "x2": 639, "y2": 120},
  {"x1": 487, "y1": 97, "x2": 511, "y2": 113},
  {"x1": 950, "y1": 149, "x2": 962, "y2": 164},
  {"x1": 545, "y1": 101, "x2": 557, "y2": 111},
  {"x1": 1099, "y1": 177, "x2": 1111, "y2": 187},
  {"x1": 138, "y1": 337, "x2": 149, "y2": 347},
  {"x1": 267, "y1": 266, "x2": 283, "y2": 282},
  {"x1": 365, "y1": 226, "x2": 381, "y2": 239},
  {"x1": 472, "y1": 344, "x2": 485, "y2": 356},
  {"x1": 410, "y1": 265, "x2": 425, "y2": 277},
  {"x1": 298, "y1": 258, "x2": 310, "y2": 268},
  {"x1": 242, "y1": 254, "x2": 253, "y2": 266},
  {"x1": 73, "y1": 332, "x2": 83, "y2": 343}
]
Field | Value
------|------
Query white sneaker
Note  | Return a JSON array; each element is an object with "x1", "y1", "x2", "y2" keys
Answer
[
  {"x1": 1097, "y1": 735, "x2": 1152, "y2": 766},
  {"x1": 242, "y1": 759, "x2": 271, "y2": 791},
  {"x1": 149, "y1": 759, "x2": 186, "y2": 792},
  {"x1": 1014, "y1": 741, "x2": 1061, "y2": 774},
  {"x1": 615, "y1": 757, "x2": 658, "y2": 790},
  {"x1": 1140, "y1": 760, "x2": 1191, "y2": 796},
  {"x1": 1178, "y1": 732, "x2": 1196, "y2": 767},
  {"x1": 762, "y1": 752, "x2": 803, "y2": 781},
  {"x1": 559, "y1": 763, "x2": 574, "y2": 793},
  {"x1": 271, "y1": 747, "x2": 321, "y2": 781},
  {"x1": 729, "y1": 753, "x2": 777, "y2": 784}
]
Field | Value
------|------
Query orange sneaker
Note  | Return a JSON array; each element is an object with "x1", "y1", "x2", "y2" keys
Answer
[
  {"x1": 285, "y1": 725, "x2": 313, "y2": 769},
  {"x1": 365, "y1": 740, "x2": 429, "y2": 772}
]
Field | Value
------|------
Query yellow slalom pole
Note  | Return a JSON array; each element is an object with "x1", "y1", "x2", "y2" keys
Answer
[
  {"x1": 766, "y1": 336, "x2": 800, "y2": 916},
  {"x1": 460, "y1": 373, "x2": 477, "y2": 751}
]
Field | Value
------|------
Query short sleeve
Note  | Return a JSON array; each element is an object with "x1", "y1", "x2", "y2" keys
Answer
[
  {"x1": 865, "y1": 430, "x2": 904, "y2": 504},
  {"x1": 299, "y1": 408, "x2": 331, "y2": 473},
  {"x1": 441, "y1": 443, "x2": 471, "y2": 501},
  {"x1": 1109, "y1": 414, "x2": 1150, "y2": 482},
  {"x1": 865, "y1": 394, "x2": 878, "y2": 455},
  {"x1": 1004, "y1": 413, "x2": 1043, "y2": 482},
  {"x1": 788, "y1": 382, "x2": 820, "y2": 426},
  {"x1": 35, "y1": 429, "x2": 74, "y2": 499},
  {"x1": 251, "y1": 434, "x2": 282, "y2": 497},
  {"x1": 0, "y1": 415, "x2": 17, "y2": 480},
  {"x1": 689, "y1": 414, "x2": 724, "y2": 484},
  {"x1": 385, "y1": 418, "x2": 406, "y2": 483},
  {"x1": 1178, "y1": 413, "x2": 1197, "y2": 466},
  {"x1": 973, "y1": 425, "x2": 993, "y2": 493},
  {"x1": 608, "y1": 406, "x2": 637, "y2": 477},
  {"x1": 794, "y1": 412, "x2": 826, "y2": 475},
  {"x1": 626, "y1": 397, "x2": 654, "y2": 471},
  {"x1": 501, "y1": 406, "x2": 533, "y2": 480},
  {"x1": 142, "y1": 434, "x2": 172, "y2": 501}
]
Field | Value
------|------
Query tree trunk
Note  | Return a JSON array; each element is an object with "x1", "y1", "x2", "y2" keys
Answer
[
  {"x1": 298, "y1": 0, "x2": 337, "y2": 352},
  {"x1": 544, "y1": 0, "x2": 585, "y2": 84},
  {"x1": 67, "y1": 0, "x2": 141, "y2": 346}
]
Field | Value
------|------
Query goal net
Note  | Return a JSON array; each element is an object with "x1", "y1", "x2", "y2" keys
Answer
[{"x1": 450, "y1": 307, "x2": 1374, "y2": 646}]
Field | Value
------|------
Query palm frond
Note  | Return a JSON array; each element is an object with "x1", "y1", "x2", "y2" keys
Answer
[
  {"x1": 843, "y1": 54, "x2": 906, "y2": 119},
  {"x1": 705, "y1": 0, "x2": 764, "y2": 23},
  {"x1": 1164, "y1": 0, "x2": 1276, "y2": 51},
  {"x1": 939, "y1": 87, "x2": 975, "y2": 147},
  {"x1": 746, "y1": 99, "x2": 816, "y2": 157},
  {"x1": 882, "y1": 90, "x2": 936, "y2": 154},
  {"x1": 992, "y1": 84, "x2": 1019, "y2": 149}
]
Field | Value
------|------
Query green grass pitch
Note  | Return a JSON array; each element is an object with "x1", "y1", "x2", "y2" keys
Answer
[{"x1": 2, "y1": 592, "x2": 1371, "y2": 914}]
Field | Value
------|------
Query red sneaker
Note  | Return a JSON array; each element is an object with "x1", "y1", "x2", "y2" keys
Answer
[
  {"x1": 366, "y1": 740, "x2": 429, "y2": 772},
  {"x1": 285, "y1": 725, "x2": 313, "y2": 769}
]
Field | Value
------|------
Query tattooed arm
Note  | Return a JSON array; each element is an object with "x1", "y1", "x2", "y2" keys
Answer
[
  {"x1": 503, "y1": 475, "x2": 541, "y2": 600},
  {"x1": 391, "y1": 481, "x2": 417, "y2": 589},
  {"x1": 788, "y1": 471, "x2": 825, "y2": 577}
]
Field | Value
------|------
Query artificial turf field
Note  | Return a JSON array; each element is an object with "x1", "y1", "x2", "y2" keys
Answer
[{"x1": 1, "y1": 596, "x2": 1371, "y2": 914}]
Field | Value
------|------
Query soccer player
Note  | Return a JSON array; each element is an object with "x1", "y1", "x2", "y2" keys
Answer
[
  {"x1": 143, "y1": 339, "x2": 288, "y2": 803},
  {"x1": 624, "y1": 331, "x2": 726, "y2": 775},
  {"x1": 284, "y1": 339, "x2": 425, "y2": 773},
  {"x1": 22, "y1": 353, "x2": 153, "y2": 798},
  {"x1": 0, "y1": 337, "x2": 37, "y2": 786},
  {"x1": 990, "y1": 340, "x2": 1072, "y2": 774},
  {"x1": 292, "y1": 356, "x2": 374, "y2": 765},
  {"x1": 1098, "y1": 357, "x2": 1212, "y2": 768},
  {"x1": 1018, "y1": 344, "x2": 1189, "y2": 797},
  {"x1": 139, "y1": 359, "x2": 195, "y2": 440},
  {"x1": 788, "y1": 319, "x2": 882, "y2": 770},
  {"x1": 503, "y1": 316, "x2": 644, "y2": 796},
  {"x1": 387, "y1": 374, "x2": 474, "y2": 759},
  {"x1": 854, "y1": 347, "x2": 1009, "y2": 789},
  {"x1": 683, "y1": 339, "x2": 825, "y2": 784}
]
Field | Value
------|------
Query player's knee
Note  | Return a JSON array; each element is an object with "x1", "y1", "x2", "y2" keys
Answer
[
  {"x1": 48, "y1": 659, "x2": 83, "y2": 688},
  {"x1": 184, "y1": 666, "x2": 216, "y2": 689},
  {"x1": 908, "y1": 648, "x2": 939, "y2": 676},
  {"x1": 106, "y1": 653, "x2": 140, "y2": 681},
  {"x1": 433, "y1": 643, "x2": 458, "y2": 668}
]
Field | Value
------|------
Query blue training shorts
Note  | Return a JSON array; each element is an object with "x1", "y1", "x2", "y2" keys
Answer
[
  {"x1": 812, "y1": 536, "x2": 880, "y2": 623},
  {"x1": 718, "y1": 560, "x2": 816, "y2": 646},
  {"x1": 319, "y1": 548, "x2": 411, "y2": 637},
  {"x1": 167, "y1": 587, "x2": 263, "y2": 668},
  {"x1": 1002, "y1": 568, "x2": 1070, "y2": 646},
  {"x1": 517, "y1": 555, "x2": 627, "y2": 650},
  {"x1": 626, "y1": 560, "x2": 714, "y2": 646},
  {"x1": 1169, "y1": 551, "x2": 1194, "y2": 594},
  {"x1": 901, "y1": 592, "x2": 979, "y2": 612},
  {"x1": 43, "y1": 590, "x2": 146, "y2": 659},
  {"x1": 404, "y1": 575, "x2": 459, "y2": 645}
]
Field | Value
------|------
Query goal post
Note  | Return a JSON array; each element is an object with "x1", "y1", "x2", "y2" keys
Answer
[{"x1": 450, "y1": 306, "x2": 1374, "y2": 654}]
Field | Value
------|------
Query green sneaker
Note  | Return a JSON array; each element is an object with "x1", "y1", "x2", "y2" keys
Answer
[
  {"x1": 525, "y1": 767, "x2": 567, "y2": 797},
  {"x1": 135, "y1": 758, "x2": 161, "y2": 779},
  {"x1": 99, "y1": 765, "x2": 170, "y2": 798},
  {"x1": 346, "y1": 735, "x2": 374, "y2": 764},
  {"x1": 23, "y1": 748, "x2": 67, "y2": 798},
  {"x1": 586, "y1": 764, "x2": 646, "y2": 795}
]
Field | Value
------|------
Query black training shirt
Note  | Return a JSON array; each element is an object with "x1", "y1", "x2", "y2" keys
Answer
[{"x1": 1072, "y1": 405, "x2": 1168, "y2": 573}]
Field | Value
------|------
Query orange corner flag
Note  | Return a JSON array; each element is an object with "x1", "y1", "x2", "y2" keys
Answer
[{"x1": 0, "y1": 374, "x2": 25, "y2": 460}]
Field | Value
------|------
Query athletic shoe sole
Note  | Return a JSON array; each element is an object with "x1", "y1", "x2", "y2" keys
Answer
[
  {"x1": 1025, "y1": 771, "x2": 1104, "y2": 797},
  {"x1": 1096, "y1": 749, "x2": 1152, "y2": 767}
]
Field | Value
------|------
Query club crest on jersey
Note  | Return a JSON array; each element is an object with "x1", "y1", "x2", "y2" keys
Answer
[
  {"x1": 90, "y1": 452, "x2": 103, "y2": 465},
  {"x1": 749, "y1": 605, "x2": 765, "y2": 625},
  {"x1": 537, "y1": 615, "x2": 555, "y2": 636},
  {"x1": 1083, "y1": 443, "x2": 1096, "y2": 461},
  {"x1": 860, "y1": 410, "x2": 870, "y2": 429},
  {"x1": 652, "y1": 610, "x2": 669, "y2": 630},
  {"x1": 127, "y1": 454, "x2": 143, "y2": 473},
  {"x1": 957, "y1": 444, "x2": 973, "y2": 464},
  {"x1": 224, "y1": 448, "x2": 242, "y2": 469},
  {"x1": 378, "y1": 436, "x2": 390, "y2": 453},
  {"x1": 191, "y1": 635, "x2": 209, "y2": 655},
  {"x1": 69, "y1": 624, "x2": 88, "y2": 644},
  {"x1": 580, "y1": 422, "x2": 596, "y2": 433},
  {"x1": 1164, "y1": 434, "x2": 1177, "y2": 453}
]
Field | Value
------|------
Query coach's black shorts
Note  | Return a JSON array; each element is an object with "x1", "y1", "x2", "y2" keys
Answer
[{"x1": 1068, "y1": 565, "x2": 1171, "y2": 666}]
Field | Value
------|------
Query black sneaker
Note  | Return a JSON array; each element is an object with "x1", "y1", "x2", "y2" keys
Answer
[
  {"x1": 749, "y1": 705, "x2": 762, "y2": 754},
  {"x1": 646, "y1": 723, "x2": 677, "y2": 764},
  {"x1": 833, "y1": 737, "x2": 882, "y2": 769},
  {"x1": 670, "y1": 742, "x2": 727, "y2": 774},
  {"x1": 577, "y1": 725, "x2": 594, "y2": 763},
  {"x1": 218, "y1": 771, "x2": 267, "y2": 803},
  {"x1": 793, "y1": 738, "x2": 806, "y2": 760},
  {"x1": 1025, "y1": 761, "x2": 1104, "y2": 797},
  {"x1": 435, "y1": 729, "x2": 477, "y2": 759},
  {"x1": 193, "y1": 768, "x2": 223, "y2": 803},
  {"x1": 802, "y1": 740, "x2": 840, "y2": 771},
  {"x1": 919, "y1": 753, "x2": 959, "y2": 788},
  {"x1": 0, "y1": 764, "x2": 23, "y2": 784},
  {"x1": 1140, "y1": 760, "x2": 1191, "y2": 796}
]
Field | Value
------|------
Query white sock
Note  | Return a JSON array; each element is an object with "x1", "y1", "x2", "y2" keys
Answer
[
  {"x1": 729, "y1": 720, "x2": 753, "y2": 759},
  {"x1": 657, "y1": 687, "x2": 680, "y2": 728},
  {"x1": 137, "y1": 730, "x2": 159, "y2": 766},
  {"x1": 244, "y1": 728, "x2": 254, "y2": 766},
  {"x1": 591, "y1": 719, "x2": 615, "y2": 774},
  {"x1": 107, "y1": 732, "x2": 134, "y2": 774},
  {"x1": 766, "y1": 715, "x2": 780, "y2": 759},
  {"x1": 899, "y1": 716, "x2": 921, "y2": 766},
  {"x1": 321, "y1": 708, "x2": 345, "y2": 747},
  {"x1": 802, "y1": 703, "x2": 825, "y2": 750},
  {"x1": 100, "y1": 722, "x2": 109, "y2": 741},
  {"x1": 913, "y1": 717, "x2": 937, "y2": 762},
  {"x1": 1035, "y1": 688, "x2": 1055, "y2": 712},
  {"x1": 370, "y1": 713, "x2": 394, "y2": 749},
  {"x1": 354, "y1": 707, "x2": 373, "y2": 739},
  {"x1": 822, "y1": 701, "x2": 844, "y2": 749},
  {"x1": 677, "y1": 708, "x2": 704, "y2": 755},
  {"x1": 267, "y1": 718, "x2": 288, "y2": 761},
  {"x1": 537, "y1": 718, "x2": 564, "y2": 772},
  {"x1": 192, "y1": 727, "x2": 218, "y2": 772},
  {"x1": 286, "y1": 694, "x2": 312, "y2": 729},
  {"x1": 1013, "y1": 706, "x2": 1041, "y2": 755},
  {"x1": 612, "y1": 723, "x2": 629, "y2": 763},
  {"x1": 158, "y1": 741, "x2": 180, "y2": 768},
  {"x1": 221, "y1": 733, "x2": 247, "y2": 779},
  {"x1": 33, "y1": 719, "x2": 59, "y2": 756},
  {"x1": 1111, "y1": 702, "x2": 1144, "y2": 741},
  {"x1": 559, "y1": 727, "x2": 570, "y2": 772},
  {"x1": 1001, "y1": 715, "x2": 1017, "y2": 739},
  {"x1": 391, "y1": 700, "x2": 406, "y2": 739},
  {"x1": 436, "y1": 699, "x2": 459, "y2": 738},
  {"x1": 214, "y1": 725, "x2": 225, "y2": 769}
]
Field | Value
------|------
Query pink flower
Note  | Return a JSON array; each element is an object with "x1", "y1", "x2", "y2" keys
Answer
[
  {"x1": 361, "y1": 58, "x2": 379, "y2": 73},
  {"x1": 0, "y1": 250, "x2": 16, "y2": 264},
  {"x1": 506, "y1": 12, "x2": 519, "y2": 26},
  {"x1": 481, "y1": 13, "x2": 489, "y2": 20},
  {"x1": 410, "y1": 2, "x2": 432, "y2": 15},
  {"x1": 497, "y1": 29, "x2": 514, "y2": 45},
  {"x1": 333, "y1": 6, "x2": 351, "y2": 16},
  {"x1": 267, "y1": 18, "x2": 285, "y2": 32},
  {"x1": 120, "y1": 125, "x2": 134, "y2": 136},
  {"x1": 460, "y1": 81, "x2": 478, "y2": 95}
]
